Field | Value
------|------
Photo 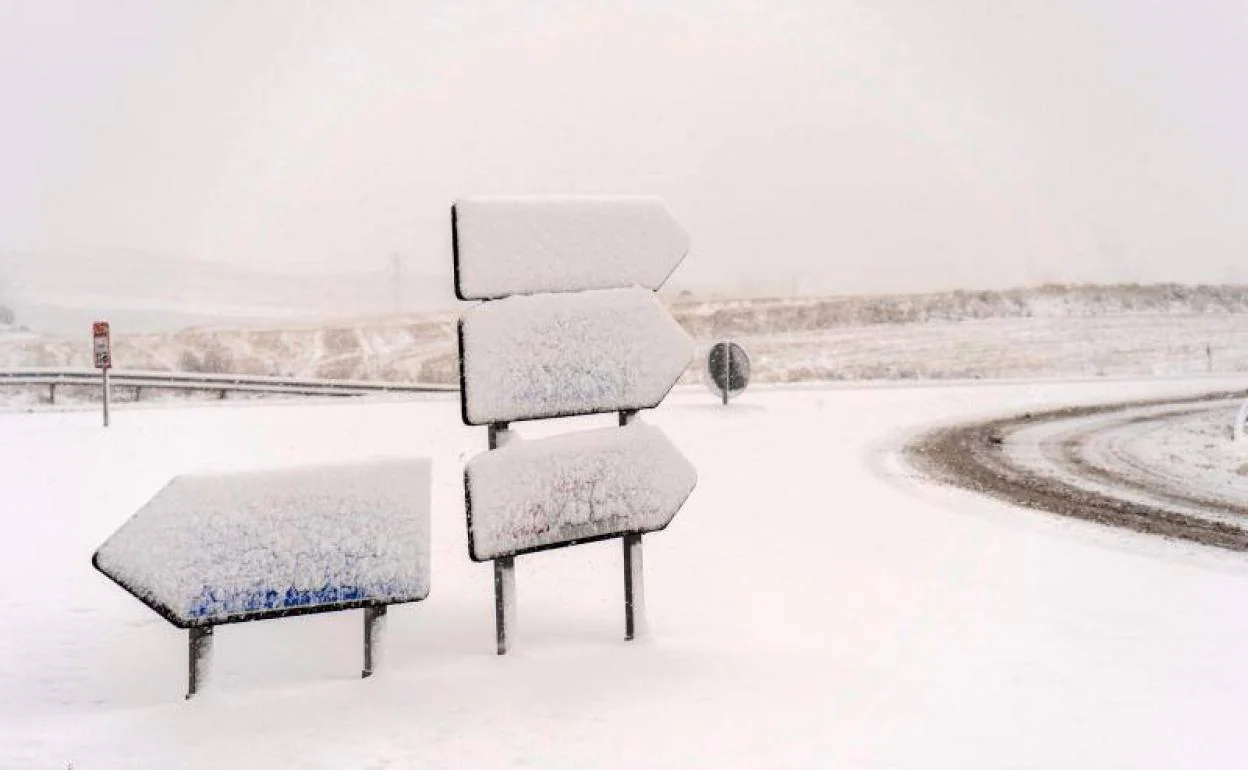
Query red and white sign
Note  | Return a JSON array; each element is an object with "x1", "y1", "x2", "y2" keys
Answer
[{"x1": 92, "y1": 321, "x2": 111, "y2": 370}]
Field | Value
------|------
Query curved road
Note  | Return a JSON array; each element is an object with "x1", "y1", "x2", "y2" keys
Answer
[{"x1": 907, "y1": 389, "x2": 1248, "y2": 550}]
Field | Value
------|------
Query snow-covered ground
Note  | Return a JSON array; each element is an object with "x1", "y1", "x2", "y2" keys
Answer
[
  {"x1": 735, "y1": 314, "x2": 1248, "y2": 382},
  {"x1": 5, "y1": 377, "x2": 1248, "y2": 768}
]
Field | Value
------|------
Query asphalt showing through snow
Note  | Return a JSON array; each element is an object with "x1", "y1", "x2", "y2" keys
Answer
[{"x1": 906, "y1": 390, "x2": 1248, "y2": 551}]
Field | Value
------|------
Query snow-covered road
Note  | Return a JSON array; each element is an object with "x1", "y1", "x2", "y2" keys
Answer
[
  {"x1": 1050, "y1": 399, "x2": 1248, "y2": 516},
  {"x1": 911, "y1": 388, "x2": 1248, "y2": 549},
  {"x1": 4, "y1": 378, "x2": 1248, "y2": 768}
]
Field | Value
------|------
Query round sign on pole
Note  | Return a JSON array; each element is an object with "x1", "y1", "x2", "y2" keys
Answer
[{"x1": 707, "y1": 341, "x2": 750, "y2": 404}]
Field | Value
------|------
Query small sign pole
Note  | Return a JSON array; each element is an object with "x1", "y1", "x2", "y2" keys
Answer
[
  {"x1": 494, "y1": 556, "x2": 515, "y2": 655},
  {"x1": 361, "y1": 605, "x2": 387, "y2": 678},
  {"x1": 618, "y1": 410, "x2": 648, "y2": 640},
  {"x1": 93, "y1": 321, "x2": 112, "y2": 427},
  {"x1": 488, "y1": 422, "x2": 517, "y2": 655},
  {"x1": 187, "y1": 626, "x2": 213, "y2": 699},
  {"x1": 102, "y1": 367, "x2": 111, "y2": 427},
  {"x1": 623, "y1": 533, "x2": 645, "y2": 640}
]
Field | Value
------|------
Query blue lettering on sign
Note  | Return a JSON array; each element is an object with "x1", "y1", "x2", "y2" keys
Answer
[{"x1": 186, "y1": 581, "x2": 409, "y2": 619}]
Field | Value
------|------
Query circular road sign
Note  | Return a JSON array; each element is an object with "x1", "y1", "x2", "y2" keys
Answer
[{"x1": 707, "y1": 341, "x2": 750, "y2": 404}]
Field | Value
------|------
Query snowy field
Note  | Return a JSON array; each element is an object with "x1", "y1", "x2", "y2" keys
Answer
[
  {"x1": 5, "y1": 378, "x2": 1248, "y2": 768},
  {"x1": 8, "y1": 286, "x2": 1248, "y2": 393}
]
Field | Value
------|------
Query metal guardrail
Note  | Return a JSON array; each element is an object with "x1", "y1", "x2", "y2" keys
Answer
[{"x1": 0, "y1": 369, "x2": 457, "y2": 400}]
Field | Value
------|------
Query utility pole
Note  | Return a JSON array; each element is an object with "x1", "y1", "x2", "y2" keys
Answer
[{"x1": 390, "y1": 253, "x2": 404, "y2": 314}]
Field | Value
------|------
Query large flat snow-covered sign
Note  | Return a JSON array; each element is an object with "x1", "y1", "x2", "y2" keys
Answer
[
  {"x1": 452, "y1": 196, "x2": 689, "y2": 300},
  {"x1": 466, "y1": 423, "x2": 696, "y2": 561},
  {"x1": 93, "y1": 460, "x2": 432, "y2": 628},
  {"x1": 459, "y1": 287, "x2": 693, "y2": 424}
]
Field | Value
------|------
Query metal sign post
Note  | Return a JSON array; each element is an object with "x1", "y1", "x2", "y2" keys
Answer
[
  {"x1": 454, "y1": 196, "x2": 697, "y2": 654},
  {"x1": 92, "y1": 321, "x2": 111, "y2": 426},
  {"x1": 619, "y1": 409, "x2": 647, "y2": 640},
  {"x1": 187, "y1": 626, "x2": 213, "y2": 699},
  {"x1": 486, "y1": 421, "x2": 516, "y2": 655},
  {"x1": 361, "y1": 605, "x2": 387, "y2": 678}
]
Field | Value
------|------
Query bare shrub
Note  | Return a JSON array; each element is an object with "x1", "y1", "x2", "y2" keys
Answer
[{"x1": 178, "y1": 343, "x2": 235, "y2": 374}]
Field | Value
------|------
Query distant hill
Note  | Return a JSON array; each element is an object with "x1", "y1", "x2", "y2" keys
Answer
[
  {"x1": 0, "y1": 250, "x2": 460, "y2": 335},
  {"x1": 4, "y1": 283, "x2": 1248, "y2": 396},
  {"x1": 671, "y1": 283, "x2": 1248, "y2": 338}
]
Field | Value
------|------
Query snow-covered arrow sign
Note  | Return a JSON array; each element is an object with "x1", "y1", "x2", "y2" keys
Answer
[
  {"x1": 452, "y1": 194, "x2": 696, "y2": 654},
  {"x1": 459, "y1": 287, "x2": 693, "y2": 424},
  {"x1": 466, "y1": 423, "x2": 696, "y2": 561},
  {"x1": 93, "y1": 459, "x2": 432, "y2": 697},
  {"x1": 452, "y1": 196, "x2": 690, "y2": 300}
]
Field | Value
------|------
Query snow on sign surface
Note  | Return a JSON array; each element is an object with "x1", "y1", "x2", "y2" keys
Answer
[
  {"x1": 465, "y1": 422, "x2": 696, "y2": 561},
  {"x1": 93, "y1": 459, "x2": 432, "y2": 628},
  {"x1": 459, "y1": 286, "x2": 694, "y2": 424},
  {"x1": 452, "y1": 196, "x2": 690, "y2": 299}
]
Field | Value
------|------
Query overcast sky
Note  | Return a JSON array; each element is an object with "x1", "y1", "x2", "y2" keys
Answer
[{"x1": 1, "y1": 1, "x2": 1246, "y2": 296}]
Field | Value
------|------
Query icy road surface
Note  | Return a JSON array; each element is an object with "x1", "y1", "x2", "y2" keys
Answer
[
  {"x1": 1016, "y1": 398, "x2": 1248, "y2": 519},
  {"x1": 4, "y1": 378, "x2": 1248, "y2": 768},
  {"x1": 910, "y1": 391, "x2": 1248, "y2": 550}
]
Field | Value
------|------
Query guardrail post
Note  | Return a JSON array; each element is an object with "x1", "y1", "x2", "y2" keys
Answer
[{"x1": 48, "y1": 383, "x2": 56, "y2": 405}]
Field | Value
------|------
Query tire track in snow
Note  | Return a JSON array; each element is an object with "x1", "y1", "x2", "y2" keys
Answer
[{"x1": 906, "y1": 390, "x2": 1248, "y2": 551}]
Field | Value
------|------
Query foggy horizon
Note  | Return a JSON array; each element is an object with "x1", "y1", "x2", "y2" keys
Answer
[{"x1": 3, "y1": 1, "x2": 1247, "y2": 299}]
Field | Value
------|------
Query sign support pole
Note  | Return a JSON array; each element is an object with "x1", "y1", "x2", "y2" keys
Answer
[
  {"x1": 623, "y1": 533, "x2": 645, "y2": 640},
  {"x1": 187, "y1": 625, "x2": 213, "y2": 699},
  {"x1": 494, "y1": 556, "x2": 515, "y2": 655},
  {"x1": 488, "y1": 422, "x2": 517, "y2": 655},
  {"x1": 102, "y1": 367, "x2": 111, "y2": 427},
  {"x1": 618, "y1": 410, "x2": 648, "y2": 640},
  {"x1": 361, "y1": 605, "x2": 387, "y2": 678},
  {"x1": 93, "y1": 321, "x2": 113, "y2": 424}
]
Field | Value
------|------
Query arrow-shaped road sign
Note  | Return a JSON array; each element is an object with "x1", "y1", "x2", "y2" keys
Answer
[
  {"x1": 94, "y1": 460, "x2": 432, "y2": 628},
  {"x1": 458, "y1": 286, "x2": 694, "y2": 425},
  {"x1": 466, "y1": 422, "x2": 697, "y2": 561},
  {"x1": 452, "y1": 196, "x2": 690, "y2": 300},
  {"x1": 453, "y1": 194, "x2": 696, "y2": 653}
]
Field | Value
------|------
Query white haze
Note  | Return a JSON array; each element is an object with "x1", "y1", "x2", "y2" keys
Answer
[{"x1": 1, "y1": 0, "x2": 1246, "y2": 308}]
